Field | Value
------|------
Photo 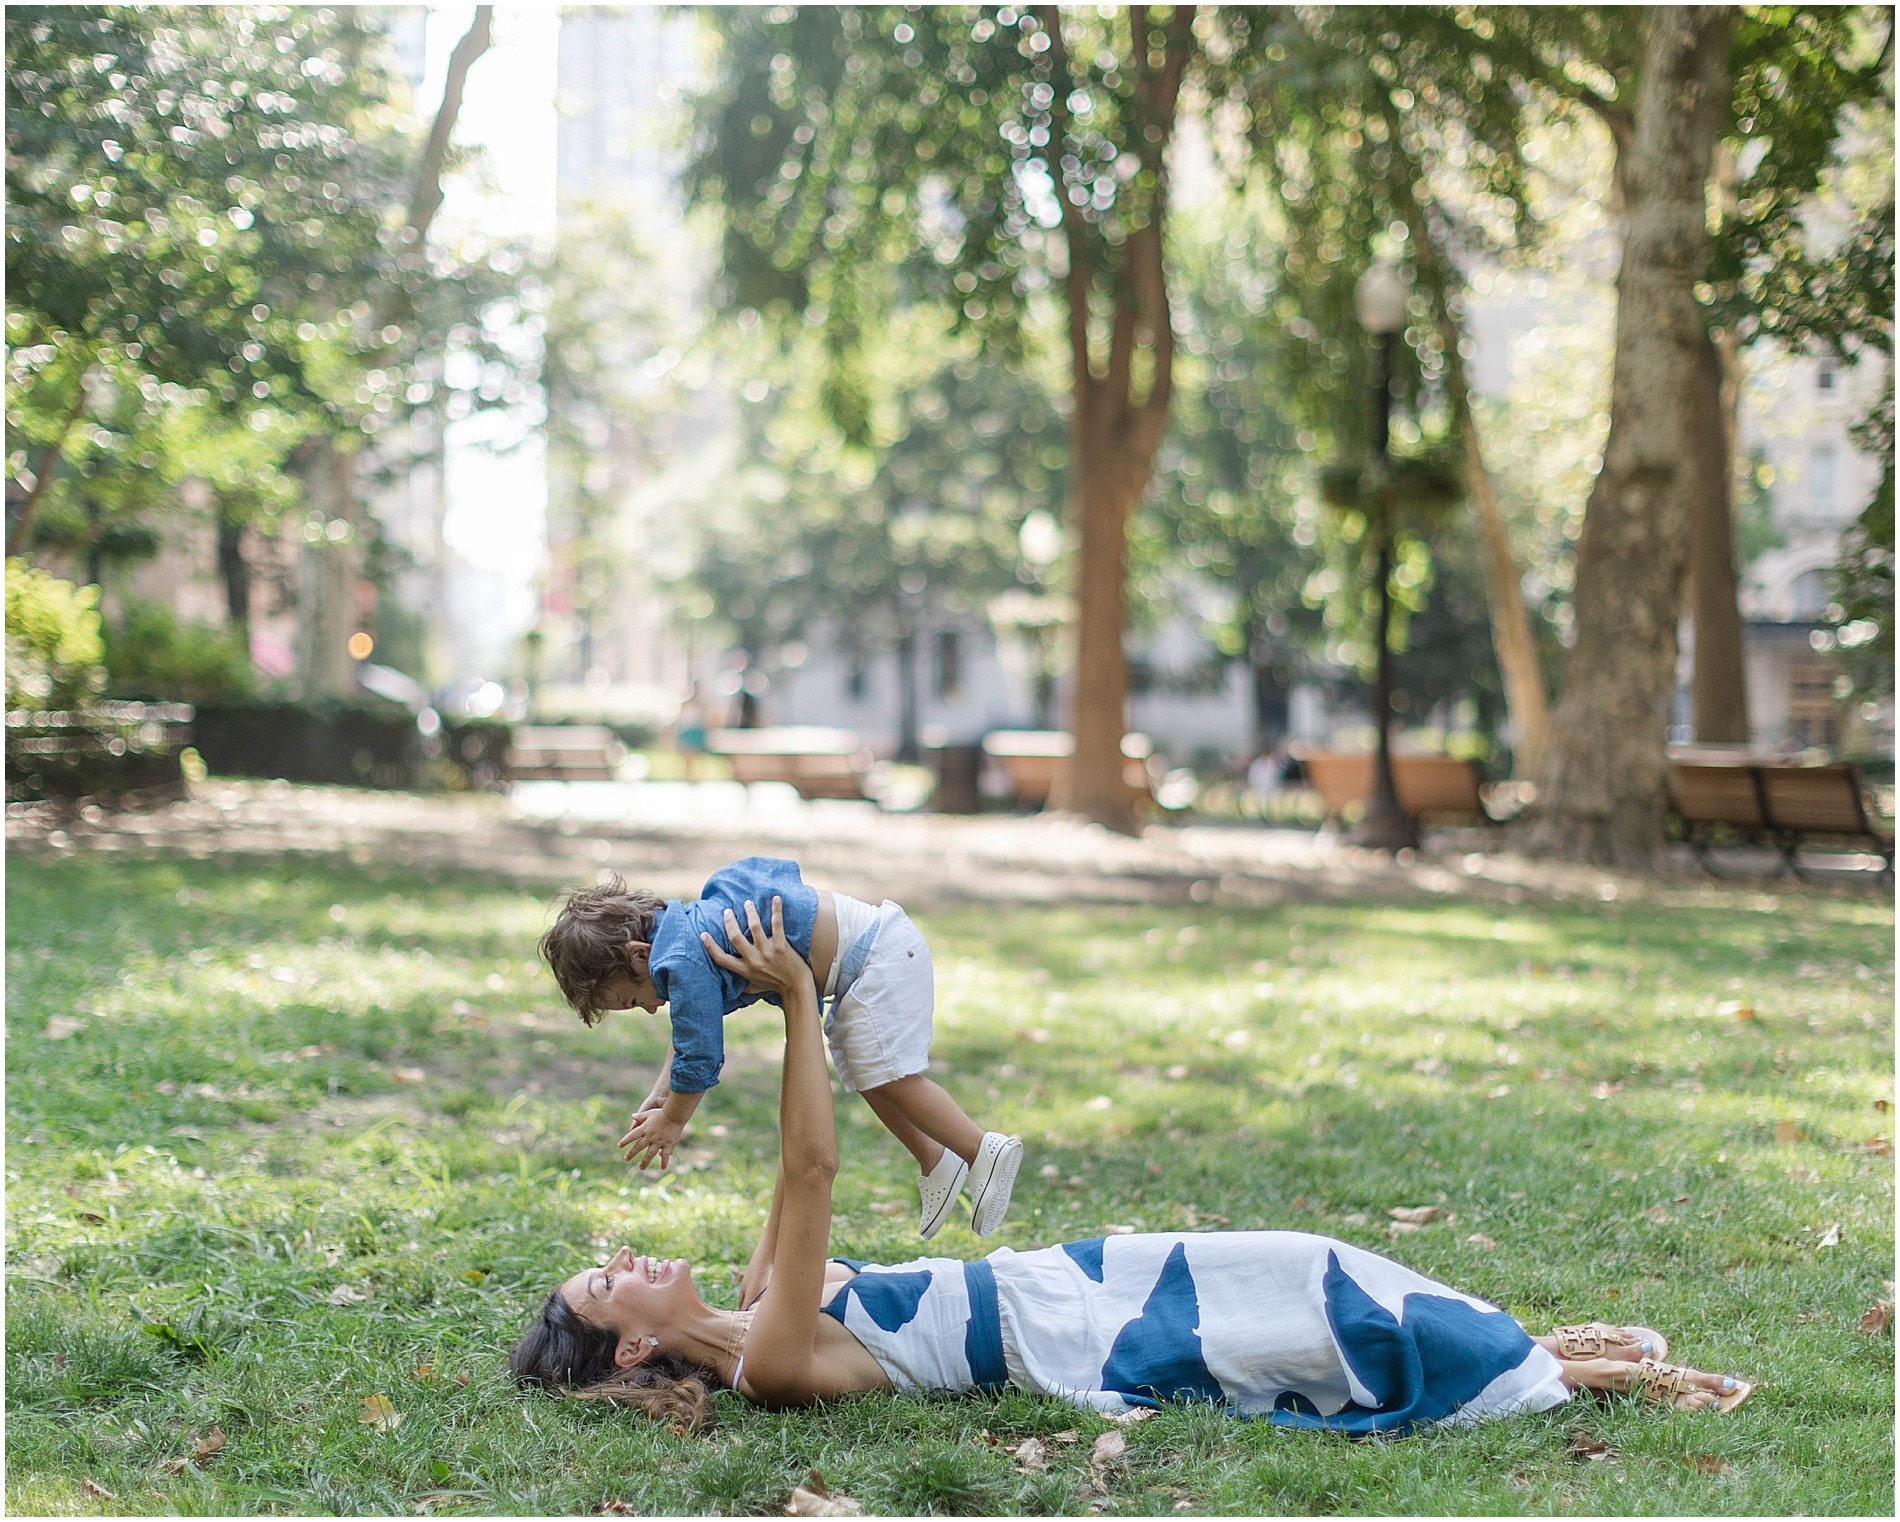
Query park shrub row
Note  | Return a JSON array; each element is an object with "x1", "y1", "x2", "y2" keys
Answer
[{"x1": 5, "y1": 698, "x2": 512, "y2": 804}]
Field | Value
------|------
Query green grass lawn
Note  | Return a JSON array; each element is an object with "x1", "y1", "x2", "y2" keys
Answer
[{"x1": 6, "y1": 852, "x2": 1893, "y2": 1515}]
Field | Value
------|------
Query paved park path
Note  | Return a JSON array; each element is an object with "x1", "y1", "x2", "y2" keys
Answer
[{"x1": 8, "y1": 777, "x2": 1872, "y2": 912}]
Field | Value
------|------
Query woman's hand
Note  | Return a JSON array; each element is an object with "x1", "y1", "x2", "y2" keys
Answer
[{"x1": 703, "y1": 897, "x2": 813, "y2": 1000}]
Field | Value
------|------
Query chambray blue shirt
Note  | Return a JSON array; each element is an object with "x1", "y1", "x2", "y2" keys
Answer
[{"x1": 648, "y1": 856, "x2": 819, "y2": 1093}]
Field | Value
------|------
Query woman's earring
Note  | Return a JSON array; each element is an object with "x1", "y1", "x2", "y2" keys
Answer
[{"x1": 646, "y1": 1336, "x2": 659, "y2": 1348}]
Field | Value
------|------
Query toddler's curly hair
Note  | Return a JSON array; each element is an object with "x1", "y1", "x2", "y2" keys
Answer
[{"x1": 539, "y1": 874, "x2": 666, "y2": 1025}]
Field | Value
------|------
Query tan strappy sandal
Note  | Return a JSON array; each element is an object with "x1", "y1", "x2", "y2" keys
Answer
[
  {"x1": 1554, "y1": 1322, "x2": 1669, "y2": 1363},
  {"x1": 1635, "y1": 1356, "x2": 1754, "y2": 1413}
]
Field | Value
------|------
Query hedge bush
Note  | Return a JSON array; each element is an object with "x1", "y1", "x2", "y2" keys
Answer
[{"x1": 189, "y1": 697, "x2": 508, "y2": 791}]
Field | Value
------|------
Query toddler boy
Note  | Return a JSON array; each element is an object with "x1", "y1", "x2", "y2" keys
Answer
[{"x1": 539, "y1": 856, "x2": 1022, "y2": 1238}]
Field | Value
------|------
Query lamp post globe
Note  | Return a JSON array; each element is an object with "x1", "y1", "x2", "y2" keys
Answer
[{"x1": 1349, "y1": 260, "x2": 1418, "y2": 853}]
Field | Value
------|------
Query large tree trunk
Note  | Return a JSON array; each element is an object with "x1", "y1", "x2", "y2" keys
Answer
[
  {"x1": 1244, "y1": 608, "x2": 1289, "y2": 749},
  {"x1": 1462, "y1": 407, "x2": 1551, "y2": 779},
  {"x1": 1521, "y1": 7, "x2": 1733, "y2": 867},
  {"x1": 1040, "y1": 6, "x2": 1192, "y2": 832},
  {"x1": 1688, "y1": 326, "x2": 1750, "y2": 742},
  {"x1": 296, "y1": 435, "x2": 362, "y2": 698},
  {"x1": 217, "y1": 515, "x2": 252, "y2": 637},
  {"x1": 1060, "y1": 452, "x2": 1143, "y2": 826}
]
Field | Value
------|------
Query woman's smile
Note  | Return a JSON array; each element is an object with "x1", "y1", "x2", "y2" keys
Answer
[{"x1": 632, "y1": 1254, "x2": 681, "y2": 1285}]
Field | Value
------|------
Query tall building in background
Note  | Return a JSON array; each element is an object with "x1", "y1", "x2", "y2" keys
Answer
[
  {"x1": 538, "y1": 6, "x2": 714, "y2": 727},
  {"x1": 1733, "y1": 349, "x2": 1891, "y2": 752}
]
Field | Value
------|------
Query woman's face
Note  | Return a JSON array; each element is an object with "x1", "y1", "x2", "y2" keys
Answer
[{"x1": 560, "y1": 1245, "x2": 698, "y2": 1354}]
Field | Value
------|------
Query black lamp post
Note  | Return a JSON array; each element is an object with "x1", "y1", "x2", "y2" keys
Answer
[{"x1": 1350, "y1": 261, "x2": 1417, "y2": 852}]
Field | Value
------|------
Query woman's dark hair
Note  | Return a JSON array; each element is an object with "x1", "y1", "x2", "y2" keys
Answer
[
  {"x1": 509, "y1": 1287, "x2": 719, "y2": 1434},
  {"x1": 540, "y1": 874, "x2": 667, "y2": 1026}
]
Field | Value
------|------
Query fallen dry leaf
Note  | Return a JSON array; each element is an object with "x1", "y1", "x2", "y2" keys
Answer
[
  {"x1": 1859, "y1": 1135, "x2": 1893, "y2": 1156},
  {"x1": 1716, "y1": 1000, "x2": 1754, "y2": 1021},
  {"x1": 1774, "y1": 1121, "x2": 1804, "y2": 1145},
  {"x1": 1874, "y1": 1098, "x2": 1891, "y2": 1113},
  {"x1": 1090, "y1": 1431, "x2": 1127, "y2": 1468},
  {"x1": 360, "y1": 1394, "x2": 402, "y2": 1431},
  {"x1": 1787, "y1": 1166, "x2": 1821, "y2": 1184},
  {"x1": 1009, "y1": 1437, "x2": 1050, "y2": 1471},
  {"x1": 413, "y1": 1363, "x2": 436, "y2": 1383},
  {"x1": 194, "y1": 1427, "x2": 225, "y2": 1460},
  {"x1": 786, "y1": 1470, "x2": 864, "y2": 1517},
  {"x1": 1592, "y1": 1081, "x2": 1623, "y2": 1101},
  {"x1": 1386, "y1": 1221, "x2": 1422, "y2": 1237},
  {"x1": 161, "y1": 1456, "x2": 192, "y2": 1476},
  {"x1": 1565, "y1": 1436, "x2": 1615, "y2": 1463},
  {"x1": 1690, "y1": 1455, "x2": 1731, "y2": 1475},
  {"x1": 1643, "y1": 1204, "x2": 1669, "y2": 1223},
  {"x1": 1108, "y1": 1406, "x2": 1154, "y2": 1426},
  {"x1": 1388, "y1": 1205, "x2": 1450, "y2": 1225},
  {"x1": 594, "y1": 1501, "x2": 638, "y2": 1516},
  {"x1": 452, "y1": 1371, "x2": 470, "y2": 1389},
  {"x1": 1817, "y1": 1223, "x2": 1842, "y2": 1248},
  {"x1": 81, "y1": 1478, "x2": 116, "y2": 1499},
  {"x1": 1466, "y1": 1233, "x2": 1498, "y2": 1250},
  {"x1": 1051, "y1": 1429, "x2": 1079, "y2": 1445},
  {"x1": 1858, "y1": 1299, "x2": 1894, "y2": 1337},
  {"x1": 329, "y1": 1284, "x2": 369, "y2": 1306}
]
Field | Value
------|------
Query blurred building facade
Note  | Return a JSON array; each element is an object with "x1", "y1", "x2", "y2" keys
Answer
[
  {"x1": 538, "y1": 5, "x2": 704, "y2": 728},
  {"x1": 1733, "y1": 350, "x2": 1891, "y2": 752}
]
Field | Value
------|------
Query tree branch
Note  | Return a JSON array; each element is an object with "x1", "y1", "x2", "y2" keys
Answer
[
  {"x1": 1037, "y1": 6, "x2": 1101, "y2": 416},
  {"x1": 6, "y1": 363, "x2": 93, "y2": 560},
  {"x1": 405, "y1": 5, "x2": 494, "y2": 239},
  {"x1": 1124, "y1": 5, "x2": 1195, "y2": 456}
]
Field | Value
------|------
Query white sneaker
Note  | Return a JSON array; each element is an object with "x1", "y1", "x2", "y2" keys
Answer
[
  {"x1": 918, "y1": 1147, "x2": 969, "y2": 1239},
  {"x1": 967, "y1": 1133, "x2": 1024, "y2": 1238}
]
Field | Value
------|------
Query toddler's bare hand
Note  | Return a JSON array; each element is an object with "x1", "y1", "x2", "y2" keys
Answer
[{"x1": 620, "y1": 1109, "x2": 683, "y2": 1171}]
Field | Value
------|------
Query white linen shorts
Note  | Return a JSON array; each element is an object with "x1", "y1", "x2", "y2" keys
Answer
[{"x1": 825, "y1": 900, "x2": 934, "y2": 1092}]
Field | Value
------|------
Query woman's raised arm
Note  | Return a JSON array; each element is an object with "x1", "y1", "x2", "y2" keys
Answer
[{"x1": 699, "y1": 898, "x2": 837, "y2": 1402}]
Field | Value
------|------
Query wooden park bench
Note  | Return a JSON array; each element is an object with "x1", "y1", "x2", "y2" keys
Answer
[
  {"x1": 505, "y1": 725, "x2": 626, "y2": 783},
  {"x1": 707, "y1": 726, "x2": 873, "y2": 800},
  {"x1": 1666, "y1": 751, "x2": 1893, "y2": 879},
  {"x1": 979, "y1": 730, "x2": 1158, "y2": 811},
  {"x1": 1288, "y1": 746, "x2": 1494, "y2": 828}
]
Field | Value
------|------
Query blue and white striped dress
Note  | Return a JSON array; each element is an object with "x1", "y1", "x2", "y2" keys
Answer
[{"x1": 821, "y1": 1231, "x2": 1569, "y2": 1433}]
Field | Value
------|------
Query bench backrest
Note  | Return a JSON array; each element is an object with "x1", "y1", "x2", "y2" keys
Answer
[
  {"x1": 1758, "y1": 763, "x2": 1871, "y2": 834},
  {"x1": 1667, "y1": 762, "x2": 1767, "y2": 828},
  {"x1": 708, "y1": 726, "x2": 863, "y2": 756},
  {"x1": 1292, "y1": 749, "x2": 1484, "y2": 819},
  {"x1": 511, "y1": 725, "x2": 619, "y2": 754}
]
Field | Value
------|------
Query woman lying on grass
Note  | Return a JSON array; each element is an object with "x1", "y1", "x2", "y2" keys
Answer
[{"x1": 510, "y1": 898, "x2": 1753, "y2": 1434}]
